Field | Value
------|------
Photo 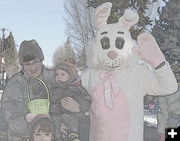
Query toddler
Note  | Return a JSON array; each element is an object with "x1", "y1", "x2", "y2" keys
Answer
[{"x1": 50, "y1": 62, "x2": 91, "y2": 141}]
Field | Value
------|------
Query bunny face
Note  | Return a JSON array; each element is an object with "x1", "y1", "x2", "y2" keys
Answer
[
  {"x1": 86, "y1": 2, "x2": 139, "y2": 70},
  {"x1": 94, "y1": 24, "x2": 135, "y2": 69}
]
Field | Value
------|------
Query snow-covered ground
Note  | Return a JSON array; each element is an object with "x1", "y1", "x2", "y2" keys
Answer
[{"x1": 144, "y1": 109, "x2": 158, "y2": 128}]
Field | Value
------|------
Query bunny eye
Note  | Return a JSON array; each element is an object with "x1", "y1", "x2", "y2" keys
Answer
[
  {"x1": 100, "y1": 37, "x2": 110, "y2": 49},
  {"x1": 115, "y1": 37, "x2": 124, "y2": 49}
]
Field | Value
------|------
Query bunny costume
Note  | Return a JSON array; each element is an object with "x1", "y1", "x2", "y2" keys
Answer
[{"x1": 81, "y1": 2, "x2": 178, "y2": 141}]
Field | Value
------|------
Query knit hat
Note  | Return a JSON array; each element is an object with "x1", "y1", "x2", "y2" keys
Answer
[
  {"x1": 54, "y1": 61, "x2": 77, "y2": 85},
  {"x1": 19, "y1": 39, "x2": 44, "y2": 64}
]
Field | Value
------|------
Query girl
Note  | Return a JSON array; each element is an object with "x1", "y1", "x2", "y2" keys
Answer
[{"x1": 30, "y1": 114, "x2": 55, "y2": 141}]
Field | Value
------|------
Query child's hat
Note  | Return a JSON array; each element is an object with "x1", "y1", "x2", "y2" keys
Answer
[{"x1": 54, "y1": 61, "x2": 78, "y2": 84}]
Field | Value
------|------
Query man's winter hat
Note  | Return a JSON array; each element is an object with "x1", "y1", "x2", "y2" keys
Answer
[
  {"x1": 54, "y1": 61, "x2": 77, "y2": 85},
  {"x1": 19, "y1": 39, "x2": 44, "y2": 64}
]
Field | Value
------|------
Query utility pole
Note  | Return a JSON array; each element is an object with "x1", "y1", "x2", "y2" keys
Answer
[{"x1": 1, "y1": 28, "x2": 5, "y2": 53}]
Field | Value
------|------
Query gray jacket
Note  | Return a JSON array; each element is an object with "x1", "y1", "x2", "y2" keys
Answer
[
  {"x1": 157, "y1": 85, "x2": 180, "y2": 133},
  {"x1": 1, "y1": 67, "x2": 53, "y2": 141}
]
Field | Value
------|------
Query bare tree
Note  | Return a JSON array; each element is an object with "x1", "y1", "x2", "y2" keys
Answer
[{"x1": 64, "y1": 0, "x2": 95, "y2": 68}]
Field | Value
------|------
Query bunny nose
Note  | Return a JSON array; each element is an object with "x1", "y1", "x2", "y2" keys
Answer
[{"x1": 107, "y1": 51, "x2": 118, "y2": 60}]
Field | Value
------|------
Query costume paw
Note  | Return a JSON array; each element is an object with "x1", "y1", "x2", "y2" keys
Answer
[{"x1": 133, "y1": 32, "x2": 166, "y2": 68}]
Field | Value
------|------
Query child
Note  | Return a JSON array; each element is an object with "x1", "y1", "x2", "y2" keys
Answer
[
  {"x1": 20, "y1": 114, "x2": 55, "y2": 141},
  {"x1": 50, "y1": 61, "x2": 91, "y2": 141},
  {"x1": 30, "y1": 114, "x2": 55, "y2": 141}
]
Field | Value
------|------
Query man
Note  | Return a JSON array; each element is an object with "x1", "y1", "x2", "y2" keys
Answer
[
  {"x1": 157, "y1": 84, "x2": 180, "y2": 141},
  {"x1": 1, "y1": 40, "x2": 54, "y2": 141}
]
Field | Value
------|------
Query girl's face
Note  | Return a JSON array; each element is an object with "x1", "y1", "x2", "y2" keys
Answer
[
  {"x1": 55, "y1": 69, "x2": 70, "y2": 83},
  {"x1": 33, "y1": 130, "x2": 52, "y2": 141}
]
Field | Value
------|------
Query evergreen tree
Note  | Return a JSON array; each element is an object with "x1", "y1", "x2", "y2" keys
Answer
[
  {"x1": 152, "y1": 0, "x2": 180, "y2": 82},
  {"x1": 3, "y1": 32, "x2": 20, "y2": 78},
  {"x1": 64, "y1": 38, "x2": 76, "y2": 65}
]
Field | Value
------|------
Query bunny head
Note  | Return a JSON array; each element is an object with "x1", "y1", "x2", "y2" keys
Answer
[{"x1": 86, "y1": 2, "x2": 139, "y2": 70}]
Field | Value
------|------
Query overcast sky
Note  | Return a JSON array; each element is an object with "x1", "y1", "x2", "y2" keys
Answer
[{"x1": 0, "y1": 0, "x2": 66, "y2": 66}]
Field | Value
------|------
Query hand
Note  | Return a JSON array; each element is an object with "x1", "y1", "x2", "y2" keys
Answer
[
  {"x1": 60, "y1": 123, "x2": 68, "y2": 138},
  {"x1": 25, "y1": 113, "x2": 37, "y2": 123},
  {"x1": 60, "y1": 97, "x2": 80, "y2": 112},
  {"x1": 159, "y1": 133, "x2": 165, "y2": 141},
  {"x1": 133, "y1": 32, "x2": 166, "y2": 68}
]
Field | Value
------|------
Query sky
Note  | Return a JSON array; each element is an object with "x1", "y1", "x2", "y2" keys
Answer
[{"x1": 0, "y1": 0, "x2": 66, "y2": 66}]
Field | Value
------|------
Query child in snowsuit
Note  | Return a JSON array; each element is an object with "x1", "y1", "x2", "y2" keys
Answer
[{"x1": 50, "y1": 62, "x2": 91, "y2": 141}]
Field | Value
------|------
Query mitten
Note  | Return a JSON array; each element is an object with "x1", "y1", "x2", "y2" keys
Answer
[{"x1": 133, "y1": 32, "x2": 166, "y2": 68}]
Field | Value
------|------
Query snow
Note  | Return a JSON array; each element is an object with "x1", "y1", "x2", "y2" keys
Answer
[{"x1": 145, "y1": 0, "x2": 167, "y2": 31}]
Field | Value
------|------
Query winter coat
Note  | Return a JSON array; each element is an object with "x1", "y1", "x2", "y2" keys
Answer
[
  {"x1": 50, "y1": 78, "x2": 91, "y2": 140},
  {"x1": 157, "y1": 85, "x2": 180, "y2": 133},
  {"x1": 1, "y1": 67, "x2": 54, "y2": 141},
  {"x1": 50, "y1": 78, "x2": 91, "y2": 115}
]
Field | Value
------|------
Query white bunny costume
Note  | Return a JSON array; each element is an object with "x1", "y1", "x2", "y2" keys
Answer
[{"x1": 81, "y1": 2, "x2": 178, "y2": 141}]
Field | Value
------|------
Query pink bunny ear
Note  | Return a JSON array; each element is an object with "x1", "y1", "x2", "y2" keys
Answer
[
  {"x1": 94, "y1": 2, "x2": 112, "y2": 30},
  {"x1": 119, "y1": 9, "x2": 139, "y2": 30}
]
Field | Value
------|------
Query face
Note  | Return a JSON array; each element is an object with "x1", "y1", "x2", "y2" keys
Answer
[
  {"x1": 95, "y1": 25, "x2": 133, "y2": 69},
  {"x1": 23, "y1": 59, "x2": 43, "y2": 77},
  {"x1": 88, "y1": 23, "x2": 134, "y2": 70},
  {"x1": 33, "y1": 130, "x2": 52, "y2": 141},
  {"x1": 55, "y1": 69, "x2": 70, "y2": 83}
]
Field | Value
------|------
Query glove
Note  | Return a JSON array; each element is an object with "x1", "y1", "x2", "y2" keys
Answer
[{"x1": 133, "y1": 32, "x2": 166, "y2": 68}]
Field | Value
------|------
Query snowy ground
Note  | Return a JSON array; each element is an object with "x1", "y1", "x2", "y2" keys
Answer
[
  {"x1": 144, "y1": 109, "x2": 159, "y2": 141},
  {"x1": 144, "y1": 109, "x2": 158, "y2": 128}
]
